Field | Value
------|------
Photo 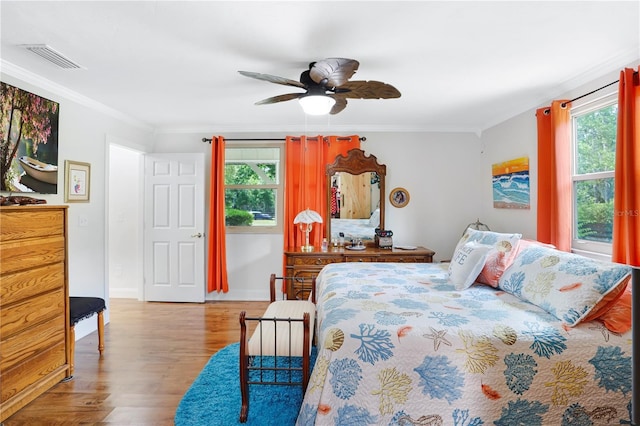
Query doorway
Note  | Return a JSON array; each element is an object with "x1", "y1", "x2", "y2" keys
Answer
[{"x1": 107, "y1": 139, "x2": 145, "y2": 299}]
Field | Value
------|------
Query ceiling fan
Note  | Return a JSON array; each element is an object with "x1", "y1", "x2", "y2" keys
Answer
[{"x1": 238, "y1": 58, "x2": 401, "y2": 115}]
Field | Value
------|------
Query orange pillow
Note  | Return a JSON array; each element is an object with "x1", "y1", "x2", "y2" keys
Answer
[
  {"x1": 477, "y1": 248, "x2": 517, "y2": 288},
  {"x1": 582, "y1": 274, "x2": 630, "y2": 323},
  {"x1": 595, "y1": 281, "x2": 632, "y2": 334},
  {"x1": 477, "y1": 239, "x2": 546, "y2": 288}
]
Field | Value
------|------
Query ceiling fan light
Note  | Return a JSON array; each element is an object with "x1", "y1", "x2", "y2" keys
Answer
[{"x1": 299, "y1": 95, "x2": 336, "y2": 115}]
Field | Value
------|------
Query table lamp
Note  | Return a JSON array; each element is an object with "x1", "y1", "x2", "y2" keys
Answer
[{"x1": 294, "y1": 209, "x2": 323, "y2": 252}]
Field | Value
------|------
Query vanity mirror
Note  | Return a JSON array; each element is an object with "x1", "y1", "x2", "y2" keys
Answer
[{"x1": 326, "y1": 148, "x2": 386, "y2": 244}]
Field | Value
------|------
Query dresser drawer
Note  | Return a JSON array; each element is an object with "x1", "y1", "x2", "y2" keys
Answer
[
  {"x1": 0, "y1": 313, "x2": 66, "y2": 372},
  {"x1": 289, "y1": 256, "x2": 338, "y2": 267},
  {"x1": 0, "y1": 236, "x2": 65, "y2": 275},
  {"x1": 345, "y1": 255, "x2": 379, "y2": 262},
  {"x1": 0, "y1": 263, "x2": 65, "y2": 308},
  {"x1": 1, "y1": 342, "x2": 66, "y2": 404},
  {"x1": 0, "y1": 209, "x2": 64, "y2": 242},
  {"x1": 1, "y1": 287, "x2": 65, "y2": 340}
]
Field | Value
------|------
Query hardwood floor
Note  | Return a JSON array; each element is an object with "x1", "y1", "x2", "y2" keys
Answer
[{"x1": 3, "y1": 298, "x2": 270, "y2": 426}]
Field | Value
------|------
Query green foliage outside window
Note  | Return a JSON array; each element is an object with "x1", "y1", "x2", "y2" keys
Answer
[
  {"x1": 574, "y1": 104, "x2": 617, "y2": 242},
  {"x1": 225, "y1": 209, "x2": 253, "y2": 226},
  {"x1": 225, "y1": 163, "x2": 277, "y2": 216}
]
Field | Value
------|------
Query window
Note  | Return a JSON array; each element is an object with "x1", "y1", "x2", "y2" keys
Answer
[
  {"x1": 224, "y1": 145, "x2": 283, "y2": 233},
  {"x1": 571, "y1": 93, "x2": 617, "y2": 255}
]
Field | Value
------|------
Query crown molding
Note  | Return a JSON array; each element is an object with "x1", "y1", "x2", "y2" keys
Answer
[
  {"x1": 155, "y1": 123, "x2": 481, "y2": 135},
  {"x1": 479, "y1": 49, "x2": 639, "y2": 133},
  {"x1": 1, "y1": 60, "x2": 153, "y2": 132}
]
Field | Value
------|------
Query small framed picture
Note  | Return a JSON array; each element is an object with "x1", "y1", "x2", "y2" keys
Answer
[
  {"x1": 390, "y1": 187, "x2": 410, "y2": 208},
  {"x1": 64, "y1": 160, "x2": 91, "y2": 202}
]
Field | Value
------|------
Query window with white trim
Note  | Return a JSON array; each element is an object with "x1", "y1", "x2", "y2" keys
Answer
[
  {"x1": 571, "y1": 93, "x2": 617, "y2": 255},
  {"x1": 224, "y1": 144, "x2": 283, "y2": 233}
]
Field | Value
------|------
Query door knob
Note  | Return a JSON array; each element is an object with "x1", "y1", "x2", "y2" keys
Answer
[{"x1": 191, "y1": 232, "x2": 203, "y2": 238}]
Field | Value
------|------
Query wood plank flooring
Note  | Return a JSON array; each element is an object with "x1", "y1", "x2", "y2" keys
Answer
[{"x1": 2, "y1": 299, "x2": 270, "y2": 426}]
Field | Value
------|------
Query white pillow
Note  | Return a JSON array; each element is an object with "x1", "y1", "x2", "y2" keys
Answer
[
  {"x1": 368, "y1": 208, "x2": 380, "y2": 227},
  {"x1": 448, "y1": 242, "x2": 493, "y2": 290}
]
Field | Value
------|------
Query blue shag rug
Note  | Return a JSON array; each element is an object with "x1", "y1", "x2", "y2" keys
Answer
[{"x1": 175, "y1": 343, "x2": 317, "y2": 426}]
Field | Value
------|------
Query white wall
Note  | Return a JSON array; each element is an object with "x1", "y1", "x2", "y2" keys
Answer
[
  {"x1": 1, "y1": 72, "x2": 154, "y2": 339},
  {"x1": 479, "y1": 110, "x2": 538, "y2": 239},
  {"x1": 364, "y1": 132, "x2": 484, "y2": 260}
]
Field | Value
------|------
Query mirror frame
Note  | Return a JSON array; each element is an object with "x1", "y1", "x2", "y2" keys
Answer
[{"x1": 326, "y1": 148, "x2": 386, "y2": 243}]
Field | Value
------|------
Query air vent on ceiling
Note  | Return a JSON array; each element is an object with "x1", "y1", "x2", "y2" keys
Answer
[{"x1": 21, "y1": 44, "x2": 84, "y2": 69}]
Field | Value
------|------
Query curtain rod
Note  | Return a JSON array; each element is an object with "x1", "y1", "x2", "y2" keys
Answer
[
  {"x1": 202, "y1": 136, "x2": 367, "y2": 143},
  {"x1": 550, "y1": 70, "x2": 638, "y2": 111},
  {"x1": 560, "y1": 79, "x2": 619, "y2": 108}
]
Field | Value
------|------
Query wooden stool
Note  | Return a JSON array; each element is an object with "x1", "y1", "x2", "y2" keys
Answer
[{"x1": 69, "y1": 297, "x2": 106, "y2": 377}]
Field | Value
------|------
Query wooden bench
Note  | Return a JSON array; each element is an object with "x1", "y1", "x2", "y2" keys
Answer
[{"x1": 238, "y1": 274, "x2": 316, "y2": 423}]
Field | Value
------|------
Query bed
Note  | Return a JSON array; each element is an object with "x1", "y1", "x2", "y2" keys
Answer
[{"x1": 296, "y1": 260, "x2": 632, "y2": 425}]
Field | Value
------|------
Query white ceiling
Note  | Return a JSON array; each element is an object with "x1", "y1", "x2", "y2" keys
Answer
[{"x1": 1, "y1": 1, "x2": 639, "y2": 135}]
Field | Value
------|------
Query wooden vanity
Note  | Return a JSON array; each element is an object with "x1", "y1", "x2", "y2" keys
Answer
[{"x1": 284, "y1": 147, "x2": 435, "y2": 299}]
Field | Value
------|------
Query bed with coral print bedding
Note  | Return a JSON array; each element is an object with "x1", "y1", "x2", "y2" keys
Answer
[{"x1": 296, "y1": 262, "x2": 632, "y2": 426}]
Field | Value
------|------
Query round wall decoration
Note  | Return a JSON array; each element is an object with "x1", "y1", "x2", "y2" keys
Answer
[{"x1": 390, "y1": 187, "x2": 410, "y2": 208}]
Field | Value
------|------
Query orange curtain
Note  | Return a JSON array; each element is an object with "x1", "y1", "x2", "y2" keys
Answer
[
  {"x1": 283, "y1": 135, "x2": 360, "y2": 272},
  {"x1": 612, "y1": 67, "x2": 640, "y2": 268},
  {"x1": 535, "y1": 100, "x2": 572, "y2": 251},
  {"x1": 207, "y1": 136, "x2": 228, "y2": 293}
]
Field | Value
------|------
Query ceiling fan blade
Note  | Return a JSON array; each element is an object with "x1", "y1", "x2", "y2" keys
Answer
[
  {"x1": 329, "y1": 96, "x2": 348, "y2": 115},
  {"x1": 255, "y1": 93, "x2": 304, "y2": 105},
  {"x1": 310, "y1": 58, "x2": 359, "y2": 88},
  {"x1": 336, "y1": 80, "x2": 401, "y2": 99},
  {"x1": 238, "y1": 71, "x2": 305, "y2": 89}
]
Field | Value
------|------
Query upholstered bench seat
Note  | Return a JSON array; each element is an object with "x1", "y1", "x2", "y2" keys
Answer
[
  {"x1": 247, "y1": 300, "x2": 315, "y2": 357},
  {"x1": 69, "y1": 297, "x2": 106, "y2": 377}
]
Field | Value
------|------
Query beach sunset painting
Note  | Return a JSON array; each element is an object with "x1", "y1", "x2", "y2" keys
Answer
[{"x1": 492, "y1": 156, "x2": 530, "y2": 209}]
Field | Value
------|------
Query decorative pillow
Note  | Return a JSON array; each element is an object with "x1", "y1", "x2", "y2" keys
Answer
[
  {"x1": 581, "y1": 274, "x2": 630, "y2": 323},
  {"x1": 498, "y1": 244, "x2": 632, "y2": 327},
  {"x1": 479, "y1": 239, "x2": 555, "y2": 288},
  {"x1": 597, "y1": 281, "x2": 632, "y2": 333},
  {"x1": 455, "y1": 228, "x2": 522, "y2": 288},
  {"x1": 368, "y1": 208, "x2": 380, "y2": 227},
  {"x1": 448, "y1": 242, "x2": 493, "y2": 290}
]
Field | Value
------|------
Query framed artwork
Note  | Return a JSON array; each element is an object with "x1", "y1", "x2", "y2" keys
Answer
[
  {"x1": 0, "y1": 81, "x2": 59, "y2": 194},
  {"x1": 64, "y1": 160, "x2": 91, "y2": 202},
  {"x1": 492, "y1": 156, "x2": 530, "y2": 209},
  {"x1": 390, "y1": 187, "x2": 410, "y2": 208}
]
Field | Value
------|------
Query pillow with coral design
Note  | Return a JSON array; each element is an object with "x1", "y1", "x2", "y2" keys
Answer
[{"x1": 498, "y1": 244, "x2": 631, "y2": 327}]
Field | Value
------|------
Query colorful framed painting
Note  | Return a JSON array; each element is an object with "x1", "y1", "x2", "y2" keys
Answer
[
  {"x1": 0, "y1": 81, "x2": 59, "y2": 194},
  {"x1": 492, "y1": 157, "x2": 530, "y2": 209},
  {"x1": 64, "y1": 160, "x2": 91, "y2": 202}
]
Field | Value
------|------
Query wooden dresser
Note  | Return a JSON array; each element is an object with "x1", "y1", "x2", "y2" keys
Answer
[
  {"x1": 284, "y1": 245, "x2": 435, "y2": 299},
  {"x1": 0, "y1": 205, "x2": 71, "y2": 422}
]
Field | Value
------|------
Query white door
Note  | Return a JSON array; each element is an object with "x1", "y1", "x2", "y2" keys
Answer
[{"x1": 143, "y1": 153, "x2": 205, "y2": 302}]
